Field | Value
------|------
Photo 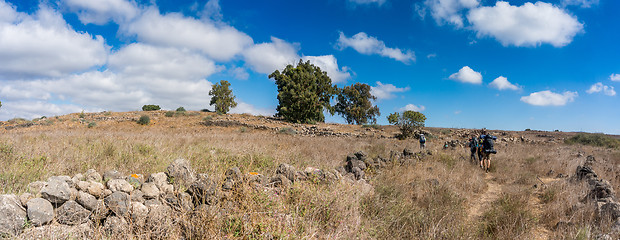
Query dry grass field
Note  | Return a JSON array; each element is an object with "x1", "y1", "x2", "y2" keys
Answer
[{"x1": 1, "y1": 111, "x2": 619, "y2": 239}]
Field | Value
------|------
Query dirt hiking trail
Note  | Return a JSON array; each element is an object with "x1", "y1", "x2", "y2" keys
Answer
[{"x1": 467, "y1": 173, "x2": 502, "y2": 221}]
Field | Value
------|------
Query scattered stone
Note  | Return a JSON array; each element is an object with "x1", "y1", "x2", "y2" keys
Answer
[
  {"x1": 146, "y1": 204, "x2": 173, "y2": 239},
  {"x1": 48, "y1": 176, "x2": 74, "y2": 188},
  {"x1": 346, "y1": 155, "x2": 366, "y2": 172},
  {"x1": 85, "y1": 169, "x2": 102, "y2": 182},
  {"x1": 56, "y1": 201, "x2": 90, "y2": 225},
  {"x1": 131, "y1": 201, "x2": 149, "y2": 227},
  {"x1": 26, "y1": 198, "x2": 54, "y2": 227},
  {"x1": 222, "y1": 167, "x2": 243, "y2": 191},
  {"x1": 17, "y1": 222, "x2": 93, "y2": 240},
  {"x1": 87, "y1": 181, "x2": 104, "y2": 198},
  {"x1": 40, "y1": 178, "x2": 71, "y2": 206},
  {"x1": 403, "y1": 148, "x2": 414, "y2": 157},
  {"x1": 148, "y1": 172, "x2": 174, "y2": 194},
  {"x1": 19, "y1": 193, "x2": 33, "y2": 208},
  {"x1": 104, "y1": 192, "x2": 130, "y2": 217},
  {"x1": 276, "y1": 163, "x2": 297, "y2": 182},
  {"x1": 589, "y1": 179, "x2": 615, "y2": 200},
  {"x1": 102, "y1": 189, "x2": 113, "y2": 197},
  {"x1": 72, "y1": 173, "x2": 85, "y2": 186},
  {"x1": 599, "y1": 202, "x2": 620, "y2": 220},
  {"x1": 427, "y1": 179, "x2": 440, "y2": 187},
  {"x1": 76, "y1": 191, "x2": 97, "y2": 211},
  {"x1": 166, "y1": 158, "x2": 196, "y2": 188},
  {"x1": 103, "y1": 170, "x2": 123, "y2": 182},
  {"x1": 354, "y1": 151, "x2": 368, "y2": 160},
  {"x1": 90, "y1": 200, "x2": 108, "y2": 223},
  {"x1": 0, "y1": 195, "x2": 27, "y2": 237},
  {"x1": 130, "y1": 189, "x2": 145, "y2": 203},
  {"x1": 352, "y1": 167, "x2": 364, "y2": 180},
  {"x1": 246, "y1": 172, "x2": 266, "y2": 188},
  {"x1": 188, "y1": 174, "x2": 218, "y2": 206},
  {"x1": 107, "y1": 179, "x2": 134, "y2": 193},
  {"x1": 76, "y1": 181, "x2": 90, "y2": 192},
  {"x1": 269, "y1": 174, "x2": 291, "y2": 189},
  {"x1": 141, "y1": 182, "x2": 160, "y2": 199},
  {"x1": 126, "y1": 174, "x2": 142, "y2": 189},
  {"x1": 103, "y1": 215, "x2": 129, "y2": 236},
  {"x1": 145, "y1": 199, "x2": 161, "y2": 208},
  {"x1": 70, "y1": 188, "x2": 78, "y2": 201}
]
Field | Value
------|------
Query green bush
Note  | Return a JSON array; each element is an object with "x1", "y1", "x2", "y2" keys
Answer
[
  {"x1": 137, "y1": 115, "x2": 150, "y2": 125},
  {"x1": 165, "y1": 111, "x2": 175, "y2": 117},
  {"x1": 387, "y1": 110, "x2": 426, "y2": 139},
  {"x1": 87, "y1": 122, "x2": 97, "y2": 128},
  {"x1": 142, "y1": 105, "x2": 161, "y2": 111},
  {"x1": 176, "y1": 107, "x2": 186, "y2": 112},
  {"x1": 565, "y1": 133, "x2": 620, "y2": 148}
]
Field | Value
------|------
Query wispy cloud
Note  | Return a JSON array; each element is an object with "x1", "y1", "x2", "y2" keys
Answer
[
  {"x1": 370, "y1": 81, "x2": 410, "y2": 99},
  {"x1": 586, "y1": 82, "x2": 616, "y2": 96},
  {"x1": 336, "y1": 32, "x2": 415, "y2": 63}
]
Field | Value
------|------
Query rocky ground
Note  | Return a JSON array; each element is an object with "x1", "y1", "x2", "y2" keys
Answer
[{"x1": 0, "y1": 111, "x2": 618, "y2": 239}]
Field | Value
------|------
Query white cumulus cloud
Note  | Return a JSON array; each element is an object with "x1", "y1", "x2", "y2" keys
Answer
[
  {"x1": 449, "y1": 66, "x2": 482, "y2": 84},
  {"x1": 61, "y1": 0, "x2": 140, "y2": 24},
  {"x1": 399, "y1": 104, "x2": 425, "y2": 112},
  {"x1": 489, "y1": 76, "x2": 519, "y2": 90},
  {"x1": 302, "y1": 55, "x2": 352, "y2": 84},
  {"x1": 520, "y1": 90, "x2": 578, "y2": 106},
  {"x1": 419, "y1": 0, "x2": 480, "y2": 28},
  {"x1": 610, "y1": 73, "x2": 620, "y2": 82},
  {"x1": 467, "y1": 1, "x2": 583, "y2": 47},
  {"x1": 230, "y1": 102, "x2": 275, "y2": 116},
  {"x1": 0, "y1": 4, "x2": 107, "y2": 78},
  {"x1": 121, "y1": 7, "x2": 253, "y2": 61},
  {"x1": 336, "y1": 32, "x2": 415, "y2": 63},
  {"x1": 586, "y1": 82, "x2": 616, "y2": 96},
  {"x1": 370, "y1": 81, "x2": 410, "y2": 100},
  {"x1": 243, "y1": 36, "x2": 300, "y2": 74}
]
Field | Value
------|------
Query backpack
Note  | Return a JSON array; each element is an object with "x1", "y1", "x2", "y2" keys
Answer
[
  {"x1": 483, "y1": 136, "x2": 497, "y2": 154},
  {"x1": 470, "y1": 138, "x2": 478, "y2": 148},
  {"x1": 420, "y1": 136, "x2": 426, "y2": 143}
]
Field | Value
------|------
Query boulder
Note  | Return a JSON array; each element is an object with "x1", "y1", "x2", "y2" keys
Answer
[
  {"x1": 26, "y1": 198, "x2": 54, "y2": 227},
  {"x1": 103, "y1": 215, "x2": 129, "y2": 236},
  {"x1": 87, "y1": 181, "x2": 105, "y2": 198},
  {"x1": 146, "y1": 204, "x2": 173, "y2": 239},
  {"x1": 222, "y1": 167, "x2": 243, "y2": 191},
  {"x1": 41, "y1": 178, "x2": 71, "y2": 206},
  {"x1": 107, "y1": 179, "x2": 134, "y2": 193},
  {"x1": 130, "y1": 189, "x2": 145, "y2": 203},
  {"x1": 589, "y1": 179, "x2": 615, "y2": 200},
  {"x1": 19, "y1": 193, "x2": 33, "y2": 208},
  {"x1": 84, "y1": 169, "x2": 102, "y2": 182},
  {"x1": 276, "y1": 163, "x2": 296, "y2": 182},
  {"x1": 48, "y1": 176, "x2": 74, "y2": 188},
  {"x1": 352, "y1": 167, "x2": 364, "y2": 180},
  {"x1": 188, "y1": 174, "x2": 218, "y2": 206},
  {"x1": 70, "y1": 188, "x2": 78, "y2": 201},
  {"x1": 0, "y1": 194, "x2": 27, "y2": 237},
  {"x1": 354, "y1": 151, "x2": 368, "y2": 161},
  {"x1": 130, "y1": 201, "x2": 149, "y2": 227},
  {"x1": 166, "y1": 158, "x2": 196, "y2": 188},
  {"x1": 27, "y1": 181, "x2": 46, "y2": 196},
  {"x1": 72, "y1": 173, "x2": 85, "y2": 185},
  {"x1": 56, "y1": 201, "x2": 90, "y2": 225},
  {"x1": 89, "y1": 200, "x2": 108, "y2": 223},
  {"x1": 141, "y1": 182, "x2": 160, "y2": 199},
  {"x1": 17, "y1": 222, "x2": 93, "y2": 240},
  {"x1": 76, "y1": 181, "x2": 90, "y2": 192},
  {"x1": 346, "y1": 155, "x2": 366, "y2": 172},
  {"x1": 269, "y1": 174, "x2": 291, "y2": 189},
  {"x1": 245, "y1": 172, "x2": 266, "y2": 188},
  {"x1": 76, "y1": 191, "x2": 98, "y2": 211},
  {"x1": 599, "y1": 202, "x2": 620, "y2": 220},
  {"x1": 126, "y1": 174, "x2": 143, "y2": 189},
  {"x1": 104, "y1": 192, "x2": 130, "y2": 217},
  {"x1": 103, "y1": 170, "x2": 123, "y2": 182},
  {"x1": 148, "y1": 172, "x2": 174, "y2": 194},
  {"x1": 102, "y1": 189, "x2": 113, "y2": 197}
]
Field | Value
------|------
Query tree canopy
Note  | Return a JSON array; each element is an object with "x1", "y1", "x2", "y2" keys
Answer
[
  {"x1": 335, "y1": 83, "x2": 380, "y2": 125},
  {"x1": 209, "y1": 80, "x2": 237, "y2": 114},
  {"x1": 269, "y1": 60, "x2": 337, "y2": 123},
  {"x1": 388, "y1": 110, "x2": 426, "y2": 139}
]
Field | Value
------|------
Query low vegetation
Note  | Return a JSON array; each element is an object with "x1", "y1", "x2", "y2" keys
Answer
[
  {"x1": 142, "y1": 105, "x2": 161, "y2": 111},
  {"x1": 565, "y1": 133, "x2": 620, "y2": 148}
]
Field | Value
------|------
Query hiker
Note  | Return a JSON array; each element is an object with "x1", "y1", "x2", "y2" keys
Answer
[
  {"x1": 469, "y1": 136, "x2": 478, "y2": 162},
  {"x1": 480, "y1": 134, "x2": 497, "y2": 173},
  {"x1": 419, "y1": 134, "x2": 426, "y2": 149},
  {"x1": 477, "y1": 136, "x2": 485, "y2": 168}
]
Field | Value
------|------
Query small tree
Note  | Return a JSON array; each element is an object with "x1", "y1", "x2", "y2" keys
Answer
[
  {"x1": 209, "y1": 80, "x2": 237, "y2": 114},
  {"x1": 387, "y1": 110, "x2": 426, "y2": 139},
  {"x1": 0, "y1": 100, "x2": 2, "y2": 110},
  {"x1": 335, "y1": 83, "x2": 380, "y2": 125},
  {"x1": 142, "y1": 105, "x2": 160, "y2": 111},
  {"x1": 269, "y1": 60, "x2": 337, "y2": 123}
]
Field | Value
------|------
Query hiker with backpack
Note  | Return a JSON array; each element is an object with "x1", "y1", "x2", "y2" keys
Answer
[
  {"x1": 469, "y1": 136, "x2": 478, "y2": 163},
  {"x1": 480, "y1": 134, "x2": 497, "y2": 173},
  {"x1": 419, "y1": 134, "x2": 426, "y2": 149}
]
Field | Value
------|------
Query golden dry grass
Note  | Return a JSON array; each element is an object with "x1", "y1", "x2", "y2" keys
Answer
[{"x1": 1, "y1": 111, "x2": 618, "y2": 239}]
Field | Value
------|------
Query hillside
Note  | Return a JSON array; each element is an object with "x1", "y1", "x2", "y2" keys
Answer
[{"x1": 0, "y1": 111, "x2": 619, "y2": 239}]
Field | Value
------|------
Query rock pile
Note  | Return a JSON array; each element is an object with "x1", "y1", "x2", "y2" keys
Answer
[{"x1": 573, "y1": 155, "x2": 620, "y2": 234}]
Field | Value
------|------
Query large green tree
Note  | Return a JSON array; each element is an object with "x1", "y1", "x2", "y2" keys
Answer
[
  {"x1": 335, "y1": 83, "x2": 380, "y2": 125},
  {"x1": 269, "y1": 60, "x2": 337, "y2": 123},
  {"x1": 387, "y1": 110, "x2": 426, "y2": 139},
  {"x1": 209, "y1": 80, "x2": 237, "y2": 114}
]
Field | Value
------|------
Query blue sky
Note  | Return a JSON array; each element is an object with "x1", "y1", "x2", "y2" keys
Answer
[{"x1": 0, "y1": 0, "x2": 618, "y2": 133}]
